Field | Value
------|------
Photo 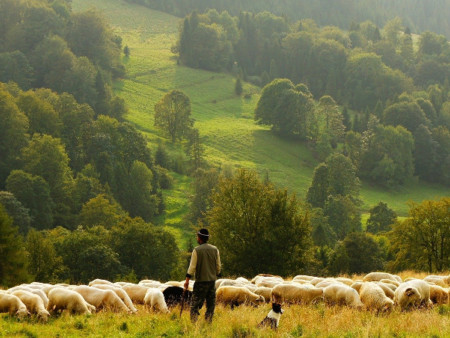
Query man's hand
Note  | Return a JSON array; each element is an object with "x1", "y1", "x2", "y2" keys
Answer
[{"x1": 184, "y1": 278, "x2": 190, "y2": 290}]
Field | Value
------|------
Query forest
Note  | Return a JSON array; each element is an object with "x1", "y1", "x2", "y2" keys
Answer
[{"x1": 0, "y1": 0, "x2": 449, "y2": 288}]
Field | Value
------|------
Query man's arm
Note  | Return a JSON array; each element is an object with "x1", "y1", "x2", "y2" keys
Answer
[
  {"x1": 184, "y1": 249, "x2": 197, "y2": 290},
  {"x1": 216, "y1": 249, "x2": 222, "y2": 277}
]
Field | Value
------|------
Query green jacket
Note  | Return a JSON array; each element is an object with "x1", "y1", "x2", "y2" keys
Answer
[{"x1": 186, "y1": 243, "x2": 221, "y2": 282}]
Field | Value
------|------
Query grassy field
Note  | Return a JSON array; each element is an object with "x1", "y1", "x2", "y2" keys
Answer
[
  {"x1": 1, "y1": 271, "x2": 449, "y2": 337},
  {"x1": 71, "y1": 0, "x2": 449, "y2": 238},
  {"x1": 1, "y1": 303, "x2": 449, "y2": 338}
]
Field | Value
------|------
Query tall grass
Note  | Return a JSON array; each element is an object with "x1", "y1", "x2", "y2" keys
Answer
[
  {"x1": 71, "y1": 0, "x2": 449, "y2": 229},
  {"x1": 1, "y1": 302, "x2": 449, "y2": 337}
]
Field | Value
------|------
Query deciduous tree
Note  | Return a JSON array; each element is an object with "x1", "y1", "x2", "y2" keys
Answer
[
  {"x1": 154, "y1": 90, "x2": 193, "y2": 143},
  {"x1": 208, "y1": 169, "x2": 313, "y2": 276}
]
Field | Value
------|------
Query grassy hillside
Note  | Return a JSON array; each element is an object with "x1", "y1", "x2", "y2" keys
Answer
[{"x1": 72, "y1": 0, "x2": 448, "y2": 237}]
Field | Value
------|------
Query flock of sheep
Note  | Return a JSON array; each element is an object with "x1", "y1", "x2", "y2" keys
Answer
[{"x1": 0, "y1": 272, "x2": 449, "y2": 322}]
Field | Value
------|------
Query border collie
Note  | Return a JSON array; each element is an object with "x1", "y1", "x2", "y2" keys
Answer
[{"x1": 258, "y1": 303, "x2": 283, "y2": 329}]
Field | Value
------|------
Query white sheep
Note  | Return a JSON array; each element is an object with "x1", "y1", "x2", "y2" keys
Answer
[
  {"x1": 271, "y1": 283, "x2": 323, "y2": 305},
  {"x1": 429, "y1": 284, "x2": 449, "y2": 305},
  {"x1": 359, "y1": 282, "x2": 394, "y2": 313},
  {"x1": 254, "y1": 287, "x2": 273, "y2": 303},
  {"x1": 47, "y1": 287, "x2": 94, "y2": 315},
  {"x1": 216, "y1": 286, "x2": 265, "y2": 308},
  {"x1": 374, "y1": 282, "x2": 395, "y2": 299},
  {"x1": 335, "y1": 277, "x2": 355, "y2": 286},
  {"x1": 424, "y1": 276, "x2": 448, "y2": 288},
  {"x1": 424, "y1": 275, "x2": 450, "y2": 286},
  {"x1": 143, "y1": 288, "x2": 169, "y2": 313},
  {"x1": 379, "y1": 279, "x2": 400, "y2": 287},
  {"x1": 394, "y1": 279, "x2": 432, "y2": 310},
  {"x1": 350, "y1": 281, "x2": 363, "y2": 293},
  {"x1": 71, "y1": 285, "x2": 131, "y2": 313},
  {"x1": 122, "y1": 284, "x2": 150, "y2": 304},
  {"x1": 323, "y1": 284, "x2": 363, "y2": 309},
  {"x1": 11, "y1": 290, "x2": 50, "y2": 321},
  {"x1": 0, "y1": 293, "x2": 29, "y2": 318},
  {"x1": 91, "y1": 284, "x2": 138, "y2": 313},
  {"x1": 315, "y1": 279, "x2": 343, "y2": 289},
  {"x1": 363, "y1": 272, "x2": 402, "y2": 283},
  {"x1": 7, "y1": 286, "x2": 49, "y2": 308},
  {"x1": 292, "y1": 275, "x2": 316, "y2": 282},
  {"x1": 309, "y1": 277, "x2": 326, "y2": 286},
  {"x1": 88, "y1": 279, "x2": 114, "y2": 287}
]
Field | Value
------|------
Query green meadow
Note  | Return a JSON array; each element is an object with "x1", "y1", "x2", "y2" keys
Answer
[{"x1": 72, "y1": 0, "x2": 448, "y2": 242}]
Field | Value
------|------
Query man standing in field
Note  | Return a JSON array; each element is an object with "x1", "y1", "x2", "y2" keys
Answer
[{"x1": 184, "y1": 228, "x2": 221, "y2": 323}]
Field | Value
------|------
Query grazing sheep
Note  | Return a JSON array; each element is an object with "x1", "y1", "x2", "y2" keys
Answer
[
  {"x1": 255, "y1": 278, "x2": 284, "y2": 288},
  {"x1": 88, "y1": 279, "x2": 114, "y2": 287},
  {"x1": 271, "y1": 284, "x2": 323, "y2": 305},
  {"x1": 252, "y1": 275, "x2": 284, "y2": 288},
  {"x1": 393, "y1": 279, "x2": 433, "y2": 311},
  {"x1": 363, "y1": 272, "x2": 402, "y2": 283},
  {"x1": 216, "y1": 286, "x2": 265, "y2": 309},
  {"x1": 0, "y1": 293, "x2": 29, "y2": 318},
  {"x1": 424, "y1": 276, "x2": 447, "y2": 288},
  {"x1": 309, "y1": 277, "x2": 326, "y2": 286},
  {"x1": 323, "y1": 284, "x2": 363, "y2": 309},
  {"x1": 374, "y1": 282, "x2": 395, "y2": 299},
  {"x1": 335, "y1": 277, "x2": 354, "y2": 286},
  {"x1": 91, "y1": 284, "x2": 138, "y2": 313},
  {"x1": 379, "y1": 279, "x2": 400, "y2": 287},
  {"x1": 11, "y1": 290, "x2": 50, "y2": 321},
  {"x1": 47, "y1": 288, "x2": 94, "y2": 315},
  {"x1": 72, "y1": 286, "x2": 131, "y2": 313},
  {"x1": 424, "y1": 275, "x2": 450, "y2": 286},
  {"x1": 350, "y1": 281, "x2": 363, "y2": 293},
  {"x1": 7, "y1": 286, "x2": 49, "y2": 308},
  {"x1": 144, "y1": 288, "x2": 169, "y2": 313},
  {"x1": 121, "y1": 284, "x2": 150, "y2": 304},
  {"x1": 315, "y1": 279, "x2": 343, "y2": 289},
  {"x1": 429, "y1": 285, "x2": 449, "y2": 305},
  {"x1": 254, "y1": 287, "x2": 273, "y2": 303},
  {"x1": 292, "y1": 275, "x2": 316, "y2": 282},
  {"x1": 359, "y1": 282, "x2": 394, "y2": 313}
]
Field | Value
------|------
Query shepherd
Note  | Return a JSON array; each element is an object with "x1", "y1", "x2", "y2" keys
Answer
[{"x1": 183, "y1": 228, "x2": 221, "y2": 323}]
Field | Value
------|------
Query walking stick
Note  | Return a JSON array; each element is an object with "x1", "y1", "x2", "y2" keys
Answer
[{"x1": 179, "y1": 288, "x2": 186, "y2": 318}]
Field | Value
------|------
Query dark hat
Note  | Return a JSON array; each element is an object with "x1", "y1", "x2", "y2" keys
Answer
[{"x1": 197, "y1": 228, "x2": 210, "y2": 239}]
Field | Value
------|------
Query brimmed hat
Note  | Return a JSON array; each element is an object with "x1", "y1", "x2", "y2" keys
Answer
[{"x1": 197, "y1": 228, "x2": 210, "y2": 240}]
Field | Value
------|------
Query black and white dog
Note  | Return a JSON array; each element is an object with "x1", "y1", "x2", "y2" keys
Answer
[{"x1": 258, "y1": 303, "x2": 284, "y2": 330}]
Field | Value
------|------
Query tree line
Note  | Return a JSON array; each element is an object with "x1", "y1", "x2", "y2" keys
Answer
[
  {"x1": 187, "y1": 168, "x2": 449, "y2": 277},
  {"x1": 125, "y1": 0, "x2": 450, "y2": 39}
]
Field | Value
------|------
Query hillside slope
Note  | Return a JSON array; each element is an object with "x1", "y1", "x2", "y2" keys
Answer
[{"x1": 72, "y1": 0, "x2": 448, "y2": 224}]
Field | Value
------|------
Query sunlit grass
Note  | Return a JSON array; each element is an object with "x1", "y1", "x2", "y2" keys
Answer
[
  {"x1": 71, "y1": 0, "x2": 449, "y2": 245},
  {"x1": 1, "y1": 302, "x2": 449, "y2": 337}
]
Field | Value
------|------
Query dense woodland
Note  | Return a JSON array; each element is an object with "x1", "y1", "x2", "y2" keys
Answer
[
  {"x1": 0, "y1": 0, "x2": 449, "y2": 287},
  {"x1": 174, "y1": 9, "x2": 450, "y2": 187},
  {"x1": 125, "y1": 0, "x2": 450, "y2": 39}
]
